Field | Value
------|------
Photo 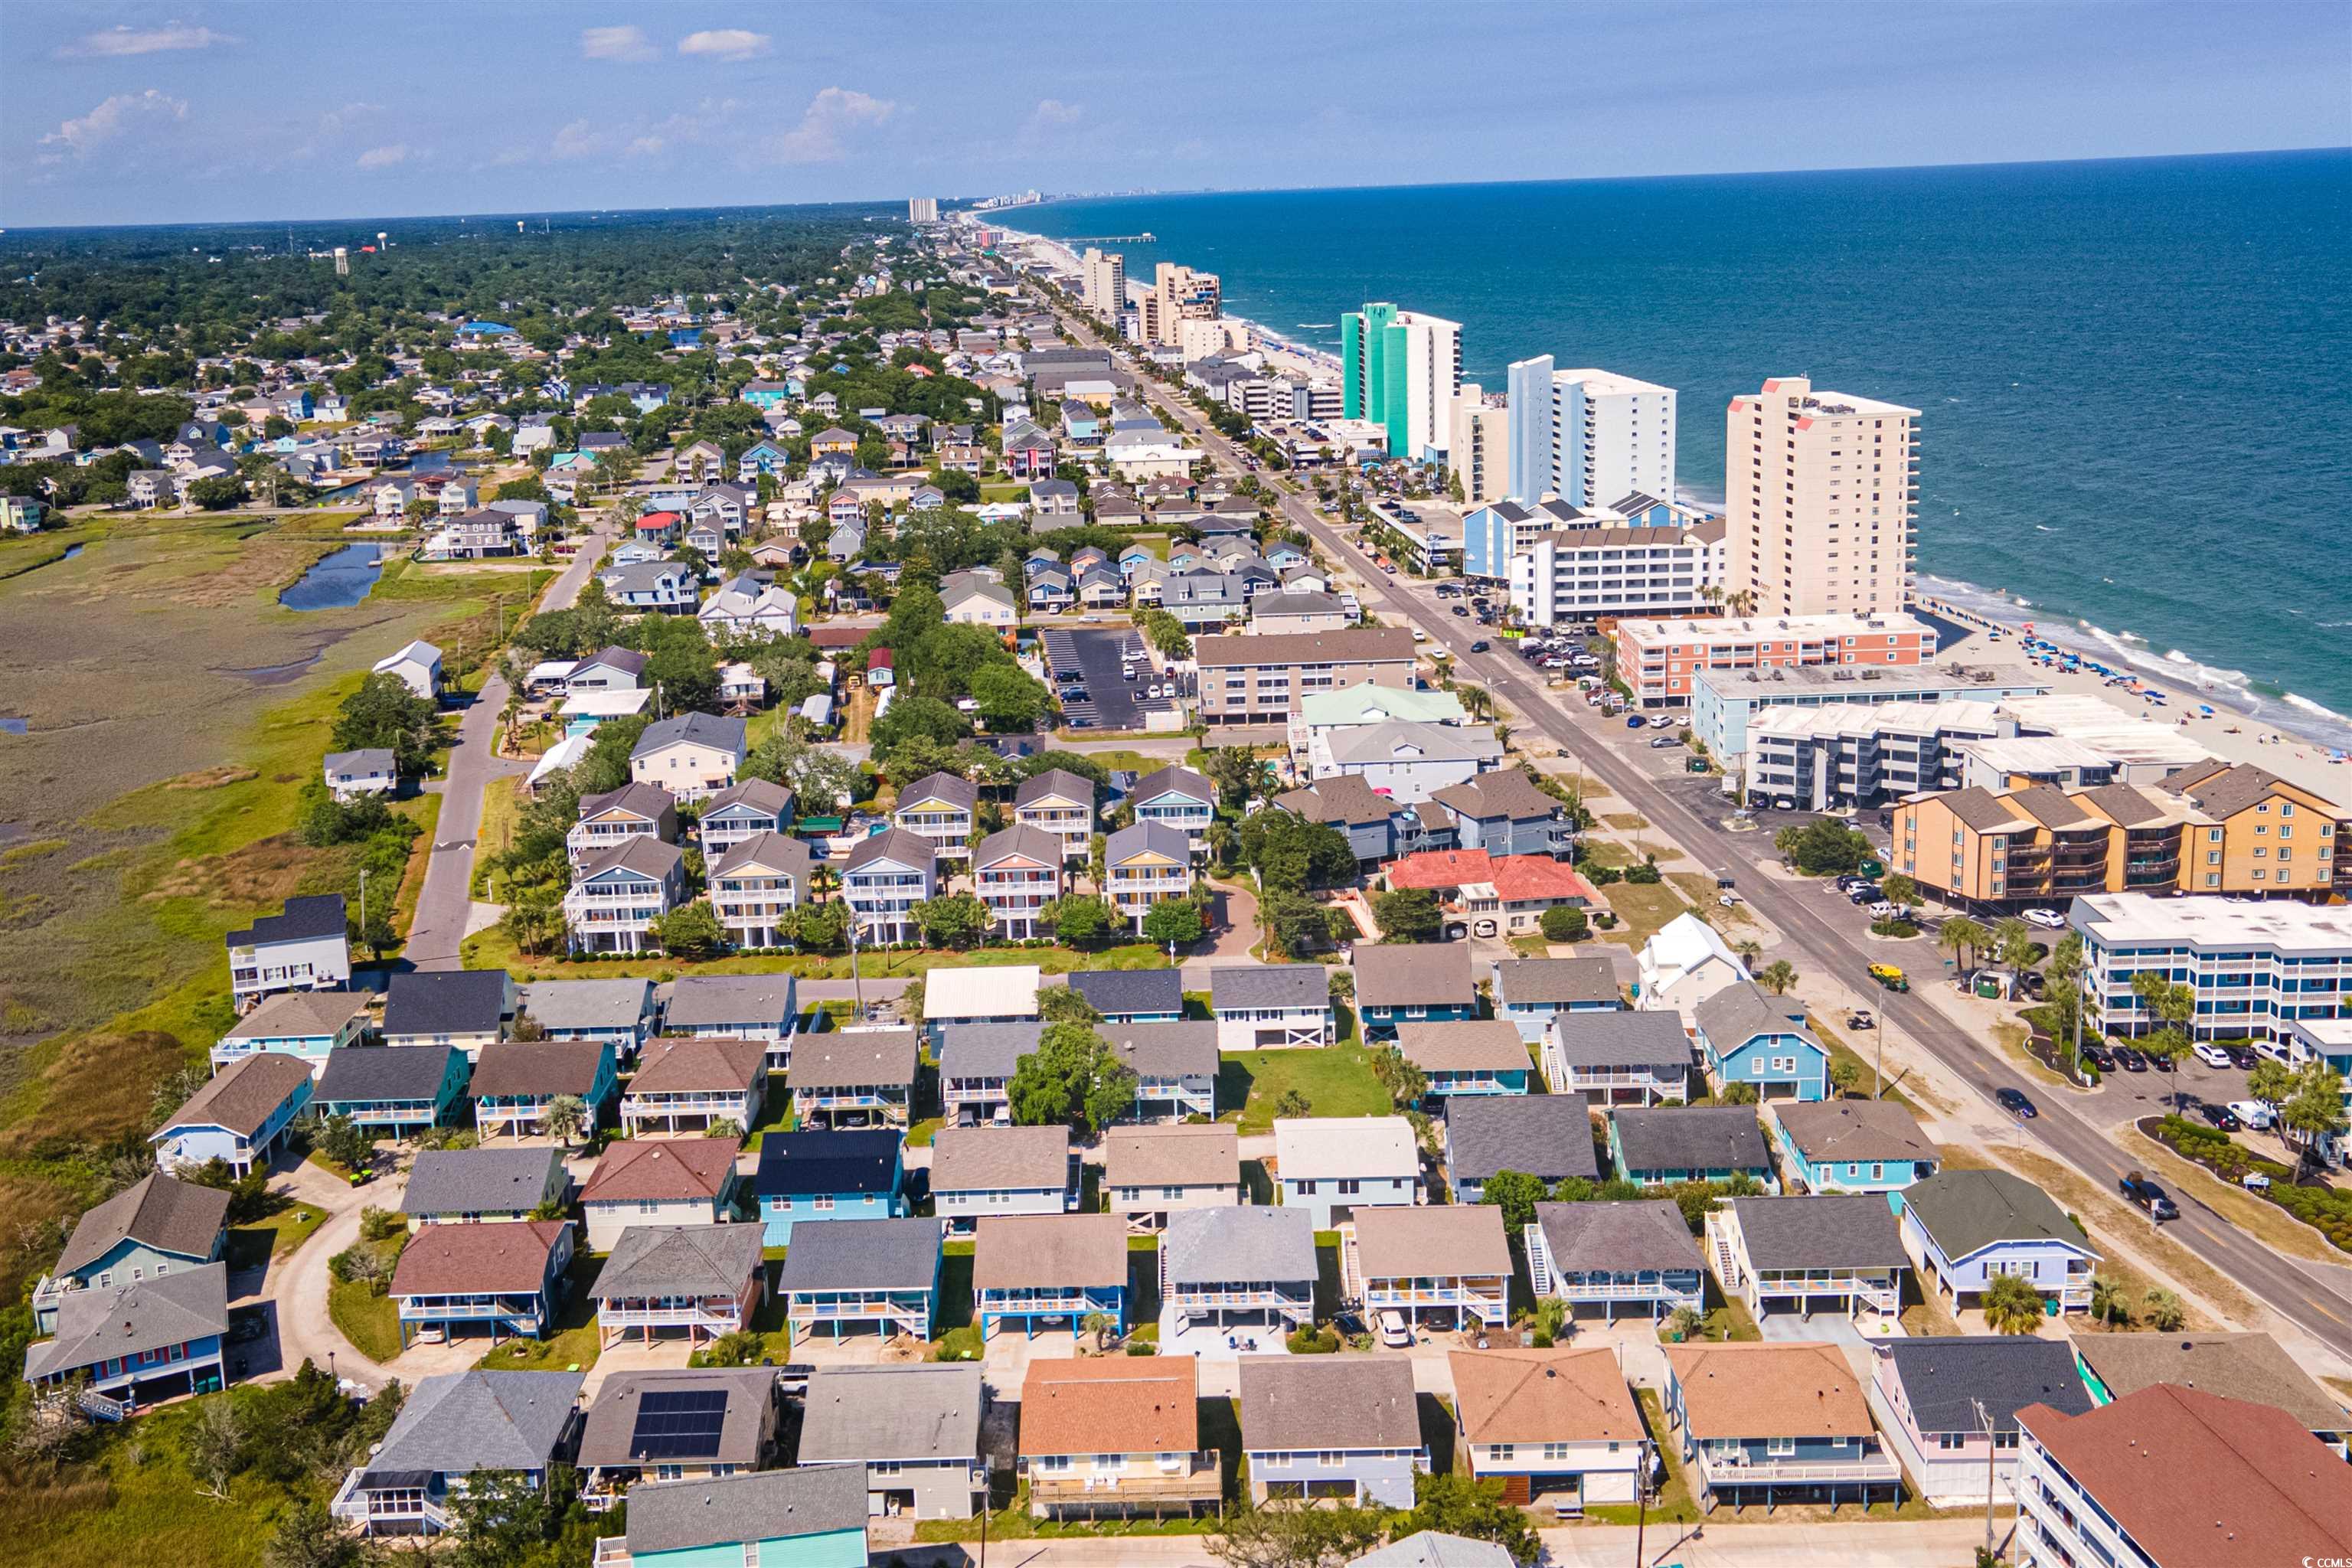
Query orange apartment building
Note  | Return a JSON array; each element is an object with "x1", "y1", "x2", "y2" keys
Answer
[
  {"x1": 1613, "y1": 611, "x2": 1936, "y2": 710},
  {"x1": 1892, "y1": 762, "x2": 2345, "y2": 910}
]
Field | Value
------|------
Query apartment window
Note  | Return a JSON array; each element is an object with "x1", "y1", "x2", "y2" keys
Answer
[
  {"x1": 1318, "y1": 1452, "x2": 1344, "y2": 1468},
  {"x1": 1767, "y1": 1436, "x2": 1795, "y2": 1457},
  {"x1": 1492, "y1": 1443, "x2": 1515, "y2": 1462}
]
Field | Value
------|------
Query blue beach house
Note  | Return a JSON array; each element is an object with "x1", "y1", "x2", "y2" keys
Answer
[
  {"x1": 1353, "y1": 942, "x2": 1478, "y2": 1043},
  {"x1": 315, "y1": 1044, "x2": 470, "y2": 1136},
  {"x1": 1394, "y1": 1019, "x2": 1531, "y2": 1100},
  {"x1": 1694, "y1": 982, "x2": 1829, "y2": 1102},
  {"x1": 1893, "y1": 1168, "x2": 2099, "y2": 1316},
  {"x1": 617, "y1": 1465, "x2": 869, "y2": 1568},
  {"x1": 1489, "y1": 956, "x2": 1622, "y2": 1045},
  {"x1": 1607, "y1": 1106, "x2": 1775, "y2": 1189},
  {"x1": 756, "y1": 1128, "x2": 907, "y2": 1245},
  {"x1": 150, "y1": 1054, "x2": 314, "y2": 1178},
  {"x1": 1766, "y1": 1099, "x2": 1939, "y2": 1196},
  {"x1": 972, "y1": 1214, "x2": 1129, "y2": 1340},
  {"x1": 1663, "y1": 1341, "x2": 1902, "y2": 1514},
  {"x1": 32, "y1": 1172, "x2": 229, "y2": 1333}
]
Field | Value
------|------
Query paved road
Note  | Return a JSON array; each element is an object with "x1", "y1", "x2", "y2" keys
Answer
[
  {"x1": 405, "y1": 517, "x2": 613, "y2": 969},
  {"x1": 1037, "y1": 289, "x2": 2352, "y2": 1359}
]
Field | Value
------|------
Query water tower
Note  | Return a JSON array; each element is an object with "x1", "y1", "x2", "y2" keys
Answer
[{"x1": 334, "y1": 247, "x2": 348, "y2": 276}]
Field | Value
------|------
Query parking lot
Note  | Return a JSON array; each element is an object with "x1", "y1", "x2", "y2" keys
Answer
[{"x1": 1037, "y1": 626, "x2": 1175, "y2": 731}]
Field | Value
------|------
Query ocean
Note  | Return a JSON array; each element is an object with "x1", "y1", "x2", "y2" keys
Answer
[{"x1": 1014, "y1": 150, "x2": 2352, "y2": 749}]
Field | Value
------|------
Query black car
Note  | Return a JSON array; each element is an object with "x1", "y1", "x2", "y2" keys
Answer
[
  {"x1": 1451, "y1": 605, "x2": 1469, "y2": 617},
  {"x1": 1468, "y1": 640, "x2": 1490, "y2": 653},
  {"x1": 2118, "y1": 1172, "x2": 2179, "y2": 1221},
  {"x1": 2081, "y1": 1044, "x2": 2115, "y2": 1071},
  {"x1": 2226, "y1": 1045, "x2": 2260, "y2": 1070},
  {"x1": 1995, "y1": 1086, "x2": 2038, "y2": 1119},
  {"x1": 2198, "y1": 1102, "x2": 2243, "y2": 1132},
  {"x1": 2110, "y1": 1045, "x2": 2148, "y2": 1072},
  {"x1": 2145, "y1": 1047, "x2": 2176, "y2": 1073}
]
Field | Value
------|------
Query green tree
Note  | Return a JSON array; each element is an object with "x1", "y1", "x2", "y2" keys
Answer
[
  {"x1": 1044, "y1": 893, "x2": 1115, "y2": 947},
  {"x1": 1716, "y1": 1080, "x2": 1760, "y2": 1106},
  {"x1": 1262, "y1": 888, "x2": 1334, "y2": 959},
  {"x1": 1007, "y1": 1021, "x2": 1138, "y2": 1137},
  {"x1": 1371, "y1": 886, "x2": 1443, "y2": 944},
  {"x1": 1758, "y1": 959, "x2": 1797, "y2": 995},
  {"x1": 1773, "y1": 818, "x2": 1870, "y2": 875},
  {"x1": 1880, "y1": 871, "x2": 1921, "y2": 912},
  {"x1": 869, "y1": 693, "x2": 972, "y2": 755},
  {"x1": 1238, "y1": 809, "x2": 1357, "y2": 892},
  {"x1": 2247, "y1": 1057, "x2": 2296, "y2": 1109},
  {"x1": 446, "y1": 1466, "x2": 558, "y2": 1568},
  {"x1": 1478, "y1": 1169, "x2": 1549, "y2": 1232},
  {"x1": 2088, "y1": 1273, "x2": 2132, "y2": 1328},
  {"x1": 1829, "y1": 1056, "x2": 1864, "y2": 1098},
  {"x1": 1538, "y1": 904, "x2": 1588, "y2": 942},
  {"x1": 1206, "y1": 1498, "x2": 1384, "y2": 1568},
  {"x1": 1400, "y1": 1472, "x2": 1542, "y2": 1564},
  {"x1": 544, "y1": 1093, "x2": 588, "y2": 1147},
  {"x1": 1995, "y1": 917, "x2": 2041, "y2": 992},
  {"x1": 312, "y1": 1112, "x2": 375, "y2": 1171},
  {"x1": 1038, "y1": 986, "x2": 1103, "y2": 1025},
  {"x1": 1203, "y1": 746, "x2": 1271, "y2": 812},
  {"x1": 1981, "y1": 1271, "x2": 2047, "y2": 1334},
  {"x1": 911, "y1": 892, "x2": 991, "y2": 949},
  {"x1": 2141, "y1": 1286, "x2": 2186, "y2": 1332},
  {"x1": 2284, "y1": 1062, "x2": 2349, "y2": 1171},
  {"x1": 1141, "y1": 897, "x2": 1204, "y2": 949},
  {"x1": 264, "y1": 1498, "x2": 372, "y2": 1568},
  {"x1": 187, "y1": 473, "x2": 248, "y2": 510},
  {"x1": 651, "y1": 900, "x2": 727, "y2": 959},
  {"x1": 332, "y1": 671, "x2": 440, "y2": 778},
  {"x1": 1272, "y1": 1088, "x2": 1312, "y2": 1119},
  {"x1": 1939, "y1": 914, "x2": 1989, "y2": 976}
]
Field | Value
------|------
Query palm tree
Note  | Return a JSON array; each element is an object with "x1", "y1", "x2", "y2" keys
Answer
[
  {"x1": 1939, "y1": 915, "x2": 1988, "y2": 978},
  {"x1": 544, "y1": 1094, "x2": 588, "y2": 1148},
  {"x1": 1981, "y1": 1272, "x2": 2047, "y2": 1334},
  {"x1": 1725, "y1": 588, "x2": 1759, "y2": 617},
  {"x1": 2246, "y1": 1057, "x2": 2296, "y2": 1112},
  {"x1": 2087, "y1": 1273, "x2": 2130, "y2": 1328},
  {"x1": 1993, "y1": 917, "x2": 2039, "y2": 996},
  {"x1": 1759, "y1": 959, "x2": 1798, "y2": 995},
  {"x1": 1079, "y1": 1311, "x2": 1120, "y2": 1352},
  {"x1": 1735, "y1": 938, "x2": 1763, "y2": 974}
]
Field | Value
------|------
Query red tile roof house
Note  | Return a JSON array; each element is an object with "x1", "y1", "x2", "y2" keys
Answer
[
  {"x1": 1386, "y1": 848, "x2": 1596, "y2": 939},
  {"x1": 389, "y1": 1219, "x2": 574, "y2": 1349},
  {"x1": 2014, "y1": 1383, "x2": 2352, "y2": 1568},
  {"x1": 634, "y1": 510, "x2": 683, "y2": 546}
]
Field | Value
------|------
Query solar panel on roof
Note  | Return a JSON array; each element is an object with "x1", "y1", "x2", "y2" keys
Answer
[{"x1": 629, "y1": 1387, "x2": 730, "y2": 1459}]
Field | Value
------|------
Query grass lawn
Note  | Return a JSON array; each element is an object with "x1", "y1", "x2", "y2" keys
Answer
[
  {"x1": 1596, "y1": 879, "x2": 1694, "y2": 949},
  {"x1": 904, "y1": 1116, "x2": 945, "y2": 1148},
  {"x1": 1060, "y1": 747, "x2": 1170, "y2": 776},
  {"x1": 1508, "y1": 933, "x2": 1555, "y2": 958},
  {"x1": 1220, "y1": 1042, "x2": 1392, "y2": 1132},
  {"x1": 470, "y1": 774, "x2": 524, "y2": 897},
  {"x1": 1577, "y1": 838, "x2": 1635, "y2": 871},
  {"x1": 744, "y1": 1096, "x2": 799, "y2": 1152},
  {"x1": 224, "y1": 1200, "x2": 328, "y2": 1269},
  {"x1": 1601, "y1": 813, "x2": 1652, "y2": 833},
  {"x1": 691, "y1": 1287, "x2": 793, "y2": 1367},
  {"x1": 2124, "y1": 1125, "x2": 2344, "y2": 1266},
  {"x1": 329, "y1": 1279, "x2": 403, "y2": 1364},
  {"x1": 1810, "y1": 1015, "x2": 1925, "y2": 1115},
  {"x1": 479, "y1": 1256, "x2": 605, "y2": 1372},
  {"x1": 461, "y1": 929, "x2": 1175, "y2": 981},
  {"x1": 1992, "y1": 1018, "x2": 2075, "y2": 1090}
]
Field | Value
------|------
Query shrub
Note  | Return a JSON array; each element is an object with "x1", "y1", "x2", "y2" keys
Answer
[
  {"x1": 1539, "y1": 905, "x2": 1588, "y2": 942},
  {"x1": 1623, "y1": 861, "x2": 1662, "y2": 885},
  {"x1": 1870, "y1": 918, "x2": 1922, "y2": 938},
  {"x1": 358, "y1": 1206, "x2": 407, "y2": 1243},
  {"x1": 1284, "y1": 1325, "x2": 1341, "y2": 1354}
]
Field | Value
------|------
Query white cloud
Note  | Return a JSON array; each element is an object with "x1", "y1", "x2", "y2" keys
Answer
[
  {"x1": 678, "y1": 28, "x2": 771, "y2": 61},
  {"x1": 60, "y1": 22, "x2": 234, "y2": 57},
  {"x1": 628, "y1": 136, "x2": 667, "y2": 158},
  {"x1": 38, "y1": 89, "x2": 187, "y2": 158},
  {"x1": 766, "y1": 87, "x2": 894, "y2": 165},
  {"x1": 356, "y1": 144, "x2": 409, "y2": 170},
  {"x1": 1031, "y1": 99, "x2": 1084, "y2": 129},
  {"x1": 550, "y1": 119, "x2": 609, "y2": 160},
  {"x1": 579, "y1": 24, "x2": 657, "y2": 63}
]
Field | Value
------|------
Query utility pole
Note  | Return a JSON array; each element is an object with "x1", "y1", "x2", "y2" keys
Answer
[
  {"x1": 846, "y1": 909, "x2": 865, "y2": 1023},
  {"x1": 1974, "y1": 1395, "x2": 1998, "y2": 1558},
  {"x1": 1634, "y1": 1435, "x2": 1652, "y2": 1568},
  {"x1": 358, "y1": 868, "x2": 369, "y2": 947}
]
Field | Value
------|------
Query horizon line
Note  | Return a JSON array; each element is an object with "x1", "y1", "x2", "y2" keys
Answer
[{"x1": 4, "y1": 143, "x2": 2345, "y2": 237}]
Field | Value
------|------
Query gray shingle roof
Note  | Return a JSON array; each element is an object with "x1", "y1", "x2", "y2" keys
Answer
[
  {"x1": 24, "y1": 1263, "x2": 229, "y2": 1382},
  {"x1": 1273, "y1": 773, "x2": 1403, "y2": 826},
  {"x1": 574, "y1": 1367, "x2": 779, "y2": 1468},
  {"x1": 517, "y1": 978, "x2": 652, "y2": 1034},
  {"x1": 937, "y1": 1021, "x2": 1044, "y2": 1082},
  {"x1": 1396, "y1": 1019, "x2": 1530, "y2": 1074},
  {"x1": 2067, "y1": 1332, "x2": 2348, "y2": 1433},
  {"x1": 1069, "y1": 968, "x2": 1183, "y2": 1018},
  {"x1": 1446, "y1": 1096, "x2": 1600, "y2": 1185},
  {"x1": 702, "y1": 777, "x2": 794, "y2": 819},
  {"x1": 575, "y1": 836, "x2": 684, "y2": 884},
  {"x1": 402, "y1": 1147, "x2": 566, "y2": 1217},
  {"x1": 1427, "y1": 769, "x2": 1560, "y2": 824},
  {"x1": 1210, "y1": 964, "x2": 1328, "y2": 1011},
  {"x1": 1531, "y1": 1200, "x2": 1701, "y2": 1274},
  {"x1": 158, "y1": 1054, "x2": 312, "y2": 1139},
  {"x1": 975, "y1": 822, "x2": 1062, "y2": 869},
  {"x1": 709, "y1": 830, "x2": 813, "y2": 882},
  {"x1": 1728, "y1": 1195, "x2": 1907, "y2": 1270},
  {"x1": 972, "y1": 1213, "x2": 1129, "y2": 1291},
  {"x1": 625, "y1": 1465, "x2": 867, "y2": 1557},
  {"x1": 1902, "y1": 1169, "x2": 2090, "y2": 1259},
  {"x1": 1609, "y1": 1106, "x2": 1769, "y2": 1173},
  {"x1": 1014, "y1": 768, "x2": 1094, "y2": 808},
  {"x1": 384, "y1": 969, "x2": 511, "y2": 1038},
  {"x1": 931, "y1": 1125, "x2": 1070, "y2": 1192},
  {"x1": 220, "y1": 988, "x2": 368, "y2": 1044},
  {"x1": 662, "y1": 974, "x2": 797, "y2": 1031},
  {"x1": 317, "y1": 1044, "x2": 461, "y2": 1103},
  {"x1": 843, "y1": 826, "x2": 935, "y2": 874},
  {"x1": 579, "y1": 781, "x2": 676, "y2": 824},
  {"x1": 371, "y1": 1369, "x2": 584, "y2": 1478},
  {"x1": 1350, "y1": 1533, "x2": 1515, "y2": 1568},
  {"x1": 1694, "y1": 981, "x2": 1816, "y2": 1053},
  {"x1": 788, "y1": 1029, "x2": 920, "y2": 1092},
  {"x1": 1103, "y1": 1021, "x2": 1217, "y2": 1080},
  {"x1": 226, "y1": 892, "x2": 346, "y2": 949},
  {"x1": 466, "y1": 1040, "x2": 606, "y2": 1099},
  {"x1": 1769, "y1": 1099, "x2": 1935, "y2": 1165},
  {"x1": 592, "y1": 1223, "x2": 763, "y2": 1299},
  {"x1": 1491, "y1": 957, "x2": 1620, "y2": 1007},
  {"x1": 799, "y1": 1364, "x2": 983, "y2": 1465},
  {"x1": 631, "y1": 711, "x2": 747, "y2": 759},
  {"x1": 1106, "y1": 819, "x2": 1190, "y2": 868},
  {"x1": 1548, "y1": 1011, "x2": 1694, "y2": 1069},
  {"x1": 1883, "y1": 1336, "x2": 2093, "y2": 1436},
  {"x1": 1354, "y1": 943, "x2": 1475, "y2": 1009},
  {"x1": 776, "y1": 1217, "x2": 939, "y2": 1293},
  {"x1": 1164, "y1": 1206, "x2": 1315, "y2": 1286},
  {"x1": 897, "y1": 770, "x2": 978, "y2": 812},
  {"x1": 1240, "y1": 1355, "x2": 1419, "y2": 1452},
  {"x1": 1105, "y1": 1125, "x2": 1240, "y2": 1190}
]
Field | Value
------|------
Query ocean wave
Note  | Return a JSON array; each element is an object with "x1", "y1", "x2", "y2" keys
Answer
[
  {"x1": 2034, "y1": 524, "x2": 2060, "y2": 533},
  {"x1": 2285, "y1": 693, "x2": 2352, "y2": 727}
]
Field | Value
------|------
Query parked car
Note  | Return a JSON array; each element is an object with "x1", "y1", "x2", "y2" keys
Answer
[
  {"x1": 2226, "y1": 1045, "x2": 2260, "y2": 1070},
  {"x1": 1648, "y1": 735, "x2": 1679, "y2": 749},
  {"x1": 2226, "y1": 1099, "x2": 2277, "y2": 1129},
  {"x1": 1995, "y1": 1086, "x2": 2038, "y2": 1119},
  {"x1": 1624, "y1": 714, "x2": 1644, "y2": 729},
  {"x1": 2080, "y1": 1044, "x2": 2115, "y2": 1071},
  {"x1": 1468, "y1": 640, "x2": 1490, "y2": 652},
  {"x1": 2118, "y1": 1171, "x2": 2179, "y2": 1221},
  {"x1": 1847, "y1": 1011, "x2": 1875, "y2": 1031},
  {"x1": 1378, "y1": 1308, "x2": 1412, "y2": 1348},
  {"x1": 2023, "y1": 907, "x2": 2069, "y2": 931},
  {"x1": 2197, "y1": 1102, "x2": 2242, "y2": 1132},
  {"x1": 2192, "y1": 1043, "x2": 2235, "y2": 1069},
  {"x1": 2109, "y1": 1045, "x2": 2148, "y2": 1072},
  {"x1": 1867, "y1": 900, "x2": 1902, "y2": 920}
]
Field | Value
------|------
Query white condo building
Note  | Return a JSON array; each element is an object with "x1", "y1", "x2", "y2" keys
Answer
[
  {"x1": 1726, "y1": 375, "x2": 1919, "y2": 618},
  {"x1": 1080, "y1": 248, "x2": 1125, "y2": 316},
  {"x1": 1509, "y1": 520, "x2": 1726, "y2": 627},
  {"x1": 2068, "y1": 892, "x2": 2352, "y2": 1045},
  {"x1": 1503, "y1": 357, "x2": 1677, "y2": 508}
]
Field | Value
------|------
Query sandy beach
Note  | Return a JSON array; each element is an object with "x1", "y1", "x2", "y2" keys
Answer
[{"x1": 1922, "y1": 594, "x2": 2352, "y2": 802}]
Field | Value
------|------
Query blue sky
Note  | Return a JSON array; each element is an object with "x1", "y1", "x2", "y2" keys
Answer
[{"x1": 6, "y1": 1, "x2": 2348, "y2": 229}]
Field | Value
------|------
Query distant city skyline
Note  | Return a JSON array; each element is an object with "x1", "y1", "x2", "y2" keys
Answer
[{"x1": 5, "y1": 1, "x2": 2347, "y2": 229}]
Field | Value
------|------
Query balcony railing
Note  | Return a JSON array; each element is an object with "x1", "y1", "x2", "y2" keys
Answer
[
  {"x1": 1028, "y1": 1452, "x2": 1222, "y2": 1503},
  {"x1": 1694, "y1": 1449, "x2": 1899, "y2": 1489},
  {"x1": 1554, "y1": 1278, "x2": 1704, "y2": 1302},
  {"x1": 596, "y1": 1303, "x2": 743, "y2": 1331}
]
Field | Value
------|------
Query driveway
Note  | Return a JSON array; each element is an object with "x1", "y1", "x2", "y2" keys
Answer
[
  {"x1": 1037, "y1": 625, "x2": 1171, "y2": 733},
  {"x1": 405, "y1": 514, "x2": 612, "y2": 969},
  {"x1": 264, "y1": 1159, "x2": 410, "y2": 1390}
]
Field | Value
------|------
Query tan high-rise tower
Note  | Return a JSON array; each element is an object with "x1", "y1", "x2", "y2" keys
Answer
[{"x1": 1726, "y1": 375, "x2": 1919, "y2": 617}]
